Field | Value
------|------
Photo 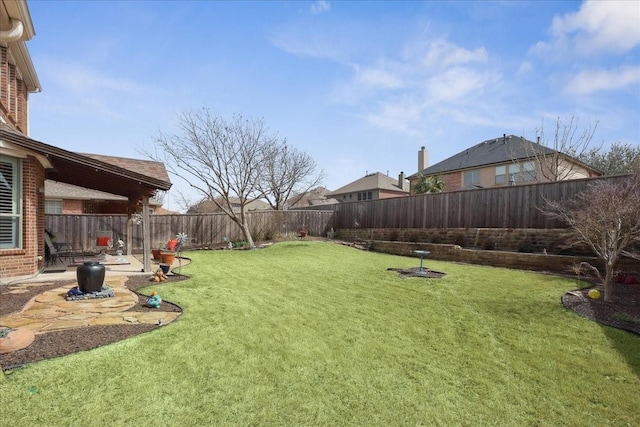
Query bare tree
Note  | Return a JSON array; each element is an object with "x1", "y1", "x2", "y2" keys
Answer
[
  {"x1": 172, "y1": 189, "x2": 199, "y2": 214},
  {"x1": 578, "y1": 142, "x2": 640, "y2": 176},
  {"x1": 520, "y1": 116, "x2": 600, "y2": 181},
  {"x1": 542, "y1": 164, "x2": 640, "y2": 301},
  {"x1": 258, "y1": 143, "x2": 324, "y2": 210},
  {"x1": 145, "y1": 110, "x2": 279, "y2": 247}
]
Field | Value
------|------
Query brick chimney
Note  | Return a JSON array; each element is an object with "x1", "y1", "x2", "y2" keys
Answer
[
  {"x1": 418, "y1": 146, "x2": 428, "y2": 172},
  {"x1": 398, "y1": 171, "x2": 406, "y2": 190}
]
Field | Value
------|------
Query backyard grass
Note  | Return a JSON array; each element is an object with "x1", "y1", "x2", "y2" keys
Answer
[{"x1": 1, "y1": 241, "x2": 638, "y2": 426}]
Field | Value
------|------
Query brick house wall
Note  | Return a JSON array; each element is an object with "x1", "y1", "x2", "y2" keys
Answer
[
  {"x1": 63, "y1": 199, "x2": 83, "y2": 214},
  {"x1": 379, "y1": 190, "x2": 409, "y2": 199},
  {"x1": 0, "y1": 46, "x2": 29, "y2": 133},
  {"x1": 438, "y1": 172, "x2": 461, "y2": 191},
  {"x1": 0, "y1": 156, "x2": 45, "y2": 278}
]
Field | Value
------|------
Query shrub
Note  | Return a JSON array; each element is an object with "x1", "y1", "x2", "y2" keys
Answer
[
  {"x1": 518, "y1": 241, "x2": 534, "y2": 253},
  {"x1": 389, "y1": 230, "x2": 399, "y2": 241},
  {"x1": 453, "y1": 233, "x2": 466, "y2": 247},
  {"x1": 483, "y1": 238, "x2": 497, "y2": 250}
]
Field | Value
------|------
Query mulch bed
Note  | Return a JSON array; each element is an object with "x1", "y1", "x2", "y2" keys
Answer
[
  {"x1": 561, "y1": 281, "x2": 640, "y2": 335},
  {"x1": 387, "y1": 267, "x2": 446, "y2": 279},
  {"x1": 0, "y1": 274, "x2": 186, "y2": 371}
]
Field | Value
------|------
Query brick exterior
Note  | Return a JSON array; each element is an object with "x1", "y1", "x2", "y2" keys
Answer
[
  {"x1": 439, "y1": 172, "x2": 461, "y2": 191},
  {"x1": 409, "y1": 171, "x2": 461, "y2": 194},
  {"x1": 0, "y1": 46, "x2": 30, "y2": 133},
  {"x1": 0, "y1": 156, "x2": 45, "y2": 278},
  {"x1": 63, "y1": 199, "x2": 84, "y2": 214}
]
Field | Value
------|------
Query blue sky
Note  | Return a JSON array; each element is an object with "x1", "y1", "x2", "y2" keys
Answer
[{"x1": 26, "y1": 0, "x2": 640, "y2": 210}]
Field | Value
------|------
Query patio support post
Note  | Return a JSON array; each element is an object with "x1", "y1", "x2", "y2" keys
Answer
[
  {"x1": 142, "y1": 196, "x2": 152, "y2": 272},
  {"x1": 126, "y1": 214, "x2": 133, "y2": 256}
]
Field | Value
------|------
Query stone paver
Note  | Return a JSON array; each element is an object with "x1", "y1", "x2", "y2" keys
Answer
[{"x1": 0, "y1": 275, "x2": 180, "y2": 339}]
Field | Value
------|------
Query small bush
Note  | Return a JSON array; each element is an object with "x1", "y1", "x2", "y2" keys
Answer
[
  {"x1": 408, "y1": 233, "x2": 419, "y2": 243},
  {"x1": 518, "y1": 241, "x2": 534, "y2": 253},
  {"x1": 483, "y1": 238, "x2": 496, "y2": 250},
  {"x1": 453, "y1": 233, "x2": 466, "y2": 247},
  {"x1": 389, "y1": 230, "x2": 399, "y2": 241},
  {"x1": 233, "y1": 240, "x2": 247, "y2": 248}
]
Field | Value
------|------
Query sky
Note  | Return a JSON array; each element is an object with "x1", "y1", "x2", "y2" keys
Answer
[{"x1": 25, "y1": 0, "x2": 640, "y2": 211}]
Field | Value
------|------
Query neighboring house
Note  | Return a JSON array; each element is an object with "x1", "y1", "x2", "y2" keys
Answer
[
  {"x1": 0, "y1": 0, "x2": 172, "y2": 278},
  {"x1": 328, "y1": 172, "x2": 409, "y2": 202},
  {"x1": 45, "y1": 180, "x2": 164, "y2": 214},
  {"x1": 408, "y1": 135, "x2": 602, "y2": 193},
  {"x1": 187, "y1": 197, "x2": 271, "y2": 214},
  {"x1": 286, "y1": 186, "x2": 338, "y2": 209}
]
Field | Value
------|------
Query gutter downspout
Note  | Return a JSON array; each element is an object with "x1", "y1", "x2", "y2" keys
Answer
[{"x1": 0, "y1": 19, "x2": 24, "y2": 42}]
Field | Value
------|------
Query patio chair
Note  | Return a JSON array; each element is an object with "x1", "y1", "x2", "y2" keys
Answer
[
  {"x1": 94, "y1": 230, "x2": 113, "y2": 257},
  {"x1": 44, "y1": 233, "x2": 73, "y2": 266}
]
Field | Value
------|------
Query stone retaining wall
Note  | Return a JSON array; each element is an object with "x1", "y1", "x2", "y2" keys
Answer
[
  {"x1": 337, "y1": 228, "x2": 591, "y2": 255},
  {"x1": 368, "y1": 241, "x2": 640, "y2": 275}
]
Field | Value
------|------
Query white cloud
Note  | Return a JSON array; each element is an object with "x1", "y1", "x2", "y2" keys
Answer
[
  {"x1": 353, "y1": 65, "x2": 403, "y2": 89},
  {"x1": 421, "y1": 39, "x2": 488, "y2": 68},
  {"x1": 311, "y1": 0, "x2": 330, "y2": 15},
  {"x1": 547, "y1": 0, "x2": 640, "y2": 55},
  {"x1": 333, "y1": 37, "x2": 501, "y2": 135},
  {"x1": 41, "y1": 59, "x2": 149, "y2": 95},
  {"x1": 35, "y1": 59, "x2": 158, "y2": 119},
  {"x1": 364, "y1": 98, "x2": 423, "y2": 134},
  {"x1": 518, "y1": 61, "x2": 533, "y2": 74},
  {"x1": 427, "y1": 67, "x2": 501, "y2": 104},
  {"x1": 269, "y1": 28, "x2": 349, "y2": 62},
  {"x1": 565, "y1": 65, "x2": 640, "y2": 94}
]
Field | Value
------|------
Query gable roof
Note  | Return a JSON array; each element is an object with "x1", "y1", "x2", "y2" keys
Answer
[
  {"x1": 45, "y1": 180, "x2": 163, "y2": 206},
  {"x1": 79, "y1": 153, "x2": 170, "y2": 183},
  {"x1": 328, "y1": 172, "x2": 409, "y2": 196},
  {"x1": 286, "y1": 186, "x2": 338, "y2": 208},
  {"x1": 187, "y1": 198, "x2": 271, "y2": 214},
  {"x1": 0, "y1": 124, "x2": 171, "y2": 202},
  {"x1": 45, "y1": 180, "x2": 127, "y2": 201},
  {"x1": 410, "y1": 135, "x2": 558, "y2": 177}
]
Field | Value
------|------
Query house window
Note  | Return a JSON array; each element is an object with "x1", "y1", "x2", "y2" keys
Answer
[
  {"x1": 0, "y1": 156, "x2": 21, "y2": 249},
  {"x1": 522, "y1": 161, "x2": 536, "y2": 182},
  {"x1": 357, "y1": 191, "x2": 373, "y2": 201},
  {"x1": 45, "y1": 200, "x2": 63, "y2": 214},
  {"x1": 463, "y1": 169, "x2": 480, "y2": 185},
  {"x1": 508, "y1": 164, "x2": 519, "y2": 184},
  {"x1": 495, "y1": 166, "x2": 506, "y2": 185}
]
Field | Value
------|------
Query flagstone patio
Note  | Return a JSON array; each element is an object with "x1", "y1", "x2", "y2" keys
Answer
[{"x1": 0, "y1": 275, "x2": 181, "y2": 354}]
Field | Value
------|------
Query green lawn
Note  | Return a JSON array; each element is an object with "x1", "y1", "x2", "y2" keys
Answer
[{"x1": 1, "y1": 241, "x2": 638, "y2": 426}]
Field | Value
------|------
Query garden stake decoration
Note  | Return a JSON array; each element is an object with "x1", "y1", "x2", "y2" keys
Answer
[{"x1": 175, "y1": 233, "x2": 188, "y2": 274}]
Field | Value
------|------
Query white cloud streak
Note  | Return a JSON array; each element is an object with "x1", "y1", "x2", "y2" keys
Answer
[
  {"x1": 565, "y1": 65, "x2": 640, "y2": 94},
  {"x1": 311, "y1": 1, "x2": 330, "y2": 15},
  {"x1": 540, "y1": 0, "x2": 640, "y2": 56}
]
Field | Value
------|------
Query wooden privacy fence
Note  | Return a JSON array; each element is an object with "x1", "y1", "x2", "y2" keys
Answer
[
  {"x1": 332, "y1": 174, "x2": 630, "y2": 230},
  {"x1": 45, "y1": 174, "x2": 629, "y2": 250},
  {"x1": 45, "y1": 210, "x2": 335, "y2": 252}
]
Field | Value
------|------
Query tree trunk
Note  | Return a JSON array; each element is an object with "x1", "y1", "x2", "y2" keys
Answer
[
  {"x1": 241, "y1": 222, "x2": 255, "y2": 248},
  {"x1": 603, "y1": 260, "x2": 615, "y2": 302}
]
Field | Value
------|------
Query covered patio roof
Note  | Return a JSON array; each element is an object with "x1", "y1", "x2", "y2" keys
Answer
[{"x1": 0, "y1": 124, "x2": 171, "y2": 202}]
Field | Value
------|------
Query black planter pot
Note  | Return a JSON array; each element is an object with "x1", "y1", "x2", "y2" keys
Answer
[{"x1": 76, "y1": 262, "x2": 105, "y2": 293}]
